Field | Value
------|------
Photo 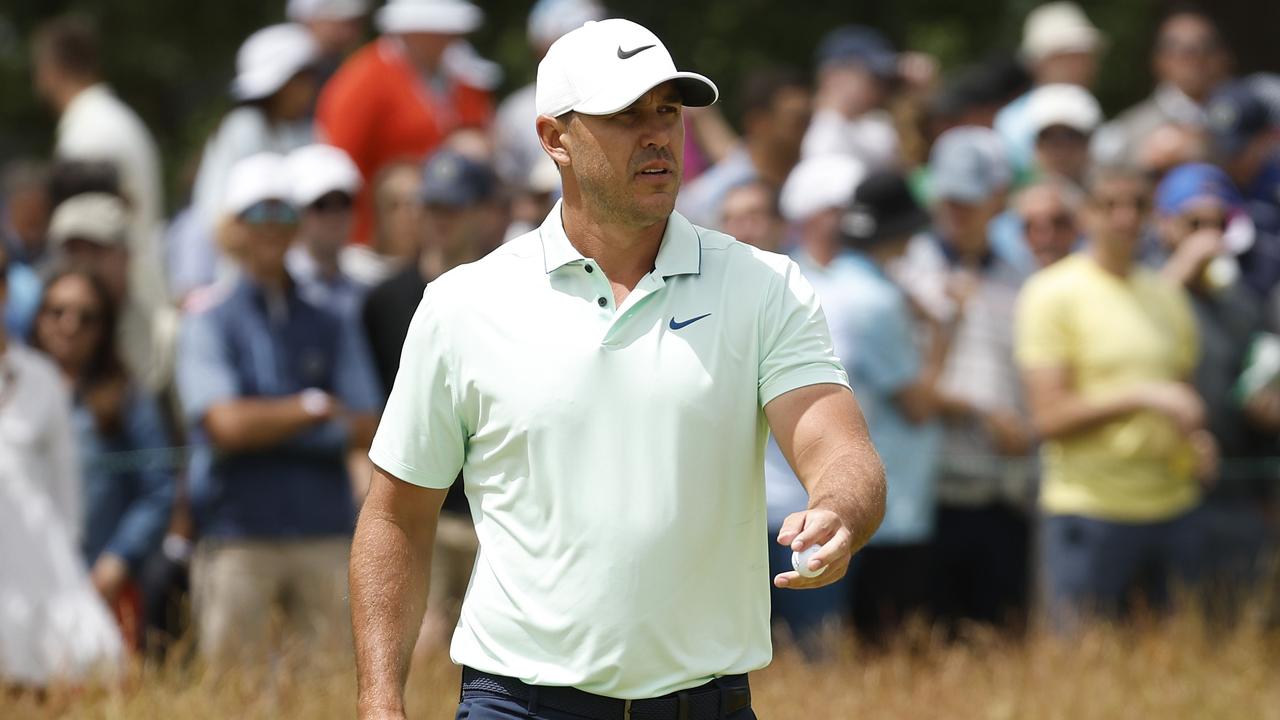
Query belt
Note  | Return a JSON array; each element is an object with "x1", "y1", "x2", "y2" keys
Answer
[{"x1": 460, "y1": 667, "x2": 752, "y2": 720}]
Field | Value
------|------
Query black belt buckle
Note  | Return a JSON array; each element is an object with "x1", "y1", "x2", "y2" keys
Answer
[{"x1": 722, "y1": 685, "x2": 751, "y2": 715}]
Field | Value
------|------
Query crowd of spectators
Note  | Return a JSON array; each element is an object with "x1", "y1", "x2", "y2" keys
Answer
[{"x1": 1, "y1": 0, "x2": 1279, "y2": 686}]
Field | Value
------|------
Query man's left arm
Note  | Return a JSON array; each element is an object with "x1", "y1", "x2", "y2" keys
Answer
[{"x1": 765, "y1": 383, "x2": 885, "y2": 589}]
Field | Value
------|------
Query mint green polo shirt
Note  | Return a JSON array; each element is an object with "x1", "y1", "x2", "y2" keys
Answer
[{"x1": 368, "y1": 201, "x2": 849, "y2": 699}]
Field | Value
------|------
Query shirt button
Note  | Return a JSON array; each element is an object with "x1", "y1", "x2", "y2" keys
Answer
[
  {"x1": 597, "y1": 297, "x2": 607, "y2": 307},
  {"x1": 584, "y1": 264, "x2": 594, "y2": 273}
]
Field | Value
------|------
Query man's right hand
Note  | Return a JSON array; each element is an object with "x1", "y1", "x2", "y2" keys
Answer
[{"x1": 1135, "y1": 382, "x2": 1207, "y2": 435}]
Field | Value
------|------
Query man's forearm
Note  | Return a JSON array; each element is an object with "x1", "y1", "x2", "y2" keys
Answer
[
  {"x1": 805, "y1": 443, "x2": 887, "y2": 552},
  {"x1": 351, "y1": 505, "x2": 435, "y2": 717},
  {"x1": 1032, "y1": 390, "x2": 1144, "y2": 440}
]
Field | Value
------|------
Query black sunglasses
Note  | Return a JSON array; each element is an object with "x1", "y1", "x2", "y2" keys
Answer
[
  {"x1": 239, "y1": 200, "x2": 301, "y2": 226},
  {"x1": 309, "y1": 191, "x2": 354, "y2": 213}
]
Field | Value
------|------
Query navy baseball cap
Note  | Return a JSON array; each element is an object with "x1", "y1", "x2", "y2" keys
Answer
[
  {"x1": 1154, "y1": 163, "x2": 1242, "y2": 216},
  {"x1": 840, "y1": 170, "x2": 930, "y2": 248},
  {"x1": 816, "y1": 25, "x2": 897, "y2": 80},
  {"x1": 1206, "y1": 76, "x2": 1278, "y2": 158},
  {"x1": 421, "y1": 150, "x2": 499, "y2": 207}
]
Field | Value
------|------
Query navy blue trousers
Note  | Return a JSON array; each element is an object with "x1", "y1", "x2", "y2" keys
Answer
[{"x1": 456, "y1": 687, "x2": 759, "y2": 719}]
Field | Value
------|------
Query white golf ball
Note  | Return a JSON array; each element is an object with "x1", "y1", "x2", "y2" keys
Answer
[{"x1": 791, "y1": 543, "x2": 826, "y2": 578}]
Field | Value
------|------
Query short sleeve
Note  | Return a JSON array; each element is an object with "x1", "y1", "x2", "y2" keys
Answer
[
  {"x1": 176, "y1": 310, "x2": 240, "y2": 424},
  {"x1": 367, "y1": 286, "x2": 466, "y2": 488},
  {"x1": 757, "y1": 260, "x2": 850, "y2": 407},
  {"x1": 851, "y1": 293, "x2": 920, "y2": 395},
  {"x1": 1014, "y1": 274, "x2": 1074, "y2": 369}
]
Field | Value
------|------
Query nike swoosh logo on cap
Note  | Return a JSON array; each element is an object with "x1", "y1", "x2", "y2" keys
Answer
[{"x1": 617, "y1": 44, "x2": 656, "y2": 59}]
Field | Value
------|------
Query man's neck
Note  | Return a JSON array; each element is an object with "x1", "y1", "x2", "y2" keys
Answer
[
  {"x1": 306, "y1": 242, "x2": 342, "y2": 280},
  {"x1": 561, "y1": 200, "x2": 665, "y2": 291},
  {"x1": 1088, "y1": 238, "x2": 1135, "y2": 277},
  {"x1": 802, "y1": 237, "x2": 840, "y2": 268},
  {"x1": 55, "y1": 79, "x2": 95, "y2": 115}
]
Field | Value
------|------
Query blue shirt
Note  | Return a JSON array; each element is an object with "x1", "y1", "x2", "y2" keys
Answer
[
  {"x1": 764, "y1": 251, "x2": 940, "y2": 543},
  {"x1": 177, "y1": 275, "x2": 383, "y2": 539},
  {"x1": 674, "y1": 148, "x2": 757, "y2": 229},
  {"x1": 75, "y1": 387, "x2": 174, "y2": 573},
  {"x1": 834, "y1": 252, "x2": 941, "y2": 544},
  {"x1": 5, "y1": 262, "x2": 41, "y2": 340}
]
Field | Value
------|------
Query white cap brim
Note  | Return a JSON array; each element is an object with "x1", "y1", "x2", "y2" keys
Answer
[{"x1": 570, "y1": 71, "x2": 718, "y2": 116}]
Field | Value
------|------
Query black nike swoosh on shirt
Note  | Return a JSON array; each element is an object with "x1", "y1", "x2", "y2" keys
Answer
[{"x1": 617, "y1": 44, "x2": 656, "y2": 59}]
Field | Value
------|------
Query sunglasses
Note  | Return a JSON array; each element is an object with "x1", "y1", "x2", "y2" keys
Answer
[
  {"x1": 1181, "y1": 213, "x2": 1228, "y2": 232},
  {"x1": 40, "y1": 304, "x2": 103, "y2": 328},
  {"x1": 1038, "y1": 126, "x2": 1089, "y2": 145},
  {"x1": 1024, "y1": 212, "x2": 1074, "y2": 232},
  {"x1": 1093, "y1": 195, "x2": 1151, "y2": 214},
  {"x1": 239, "y1": 200, "x2": 300, "y2": 226},
  {"x1": 309, "y1": 192, "x2": 354, "y2": 213}
]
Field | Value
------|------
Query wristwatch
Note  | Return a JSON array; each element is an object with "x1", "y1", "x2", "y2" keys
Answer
[{"x1": 299, "y1": 387, "x2": 332, "y2": 419}]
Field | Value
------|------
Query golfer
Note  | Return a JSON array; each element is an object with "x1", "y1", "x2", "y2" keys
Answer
[{"x1": 352, "y1": 18, "x2": 886, "y2": 720}]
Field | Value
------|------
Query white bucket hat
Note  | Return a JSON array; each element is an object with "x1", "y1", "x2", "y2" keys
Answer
[
  {"x1": 536, "y1": 19, "x2": 718, "y2": 117},
  {"x1": 1021, "y1": 2, "x2": 1105, "y2": 64},
  {"x1": 230, "y1": 23, "x2": 319, "y2": 101},
  {"x1": 374, "y1": 0, "x2": 482, "y2": 35},
  {"x1": 286, "y1": 144, "x2": 363, "y2": 207}
]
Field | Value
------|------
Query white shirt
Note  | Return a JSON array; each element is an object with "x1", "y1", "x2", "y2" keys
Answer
[
  {"x1": 369, "y1": 202, "x2": 848, "y2": 698},
  {"x1": 57, "y1": 83, "x2": 169, "y2": 309}
]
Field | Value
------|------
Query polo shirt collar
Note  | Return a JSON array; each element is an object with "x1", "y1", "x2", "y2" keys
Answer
[{"x1": 539, "y1": 200, "x2": 702, "y2": 278}]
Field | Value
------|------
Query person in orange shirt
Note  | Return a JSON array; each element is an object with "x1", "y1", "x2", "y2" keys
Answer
[{"x1": 317, "y1": 0, "x2": 495, "y2": 245}]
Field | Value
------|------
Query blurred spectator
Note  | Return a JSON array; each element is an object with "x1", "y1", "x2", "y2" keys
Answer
[
  {"x1": 318, "y1": 0, "x2": 495, "y2": 245},
  {"x1": 802, "y1": 25, "x2": 902, "y2": 171},
  {"x1": 1151, "y1": 164, "x2": 1261, "y2": 457},
  {"x1": 493, "y1": 0, "x2": 606, "y2": 188},
  {"x1": 926, "y1": 55, "x2": 1029, "y2": 139},
  {"x1": 32, "y1": 15, "x2": 168, "y2": 311},
  {"x1": 1204, "y1": 75, "x2": 1280, "y2": 297},
  {"x1": 679, "y1": 67, "x2": 811, "y2": 229},
  {"x1": 1093, "y1": 9, "x2": 1230, "y2": 166},
  {"x1": 30, "y1": 267, "x2": 175, "y2": 647},
  {"x1": 360, "y1": 150, "x2": 498, "y2": 656},
  {"x1": 719, "y1": 181, "x2": 784, "y2": 254},
  {"x1": 177, "y1": 153, "x2": 382, "y2": 665},
  {"x1": 1135, "y1": 123, "x2": 1210, "y2": 185},
  {"x1": 893, "y1": 127, "x2": 1035, "y2": 631},
  {"x1": 285, "y1": 144, "x2": 367, "y2": 319},
  {"x1": 1012, "y1": 178, "x2": 1083, "y2": 269},
  {"x1": 47, "y1": 193, "x2": 179, "y2": 398},
  {"x1": 834, "y1": 172, "x2": 948, "y2": 643},
  {"x1": 995, "y1": 2, "x2": 1104, "y2": 176},
  {"x1": 0, "y1": 243, "x2": 123, "y2": 686},
  {"x1": 1017, "y1": 165, "x2": 1213, "y2": 627},
  {"x1": 287, "y1": 0, "x2": 370, "y2": 89},
  {"x1": 503, "y1": 154, "x2": 560, "y2": 242},
  {"x1": 779, "y1": 155, "x2": 866, "y2": 273},
  {"x1": 364, "y1": 161, "x2": 425, "y2": 274},
  {"x1": 186, "y1": 23, "x2": 320, "y2": 294},
  {"x1": 1026, "y1": 83, "x2": 1102, "y2": 188},
  {"x1": 1, "y1": 161, "x2": 50, "y2": 338}
]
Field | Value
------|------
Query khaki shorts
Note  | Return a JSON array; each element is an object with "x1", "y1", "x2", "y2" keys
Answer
[{"x1": 192, "y1": 536, "x2": 350, "y2": 667}]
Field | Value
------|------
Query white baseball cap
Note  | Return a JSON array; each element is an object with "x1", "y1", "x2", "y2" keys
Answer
[
  {"x1": 286, "y1": 0, "x2": 369, "y2": 21},
  {"x1": 375, "y1": 0, "x2": 482, "y2": 35},
  {"x1": 48, "y1": 193, "x2": 131, "y2": 249},
  {"x1": 231, "y1": 24, "x2": 318, "y2": 101},
  {"x1": 1026, "y1": 83, "x2": 1102, "y2": 137},
  {"x1": 223, "y1": 153, "x2": 295, "y2": 218},
  {"x1": 286, "y1": 144, "x2": 363, "y2": 207},
  {"x1": 779, "y1": 155, "x2": 866, "y2": 222},
  {"x1": 535, "y1": 19, "x2": 718, "y2": 117},
  {"x1": 1021, "y1": 2, "x2": 1104, "y2": 64}
]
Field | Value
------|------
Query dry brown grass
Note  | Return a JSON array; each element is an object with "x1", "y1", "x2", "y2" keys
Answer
[{"x1": 5, "y1": 610, "x2": 1279, "y2": 720}]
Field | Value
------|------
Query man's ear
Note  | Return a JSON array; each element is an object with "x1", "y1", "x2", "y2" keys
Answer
[{"x1": 537, "y1": 114, "x2": 572, "y2": 168}]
